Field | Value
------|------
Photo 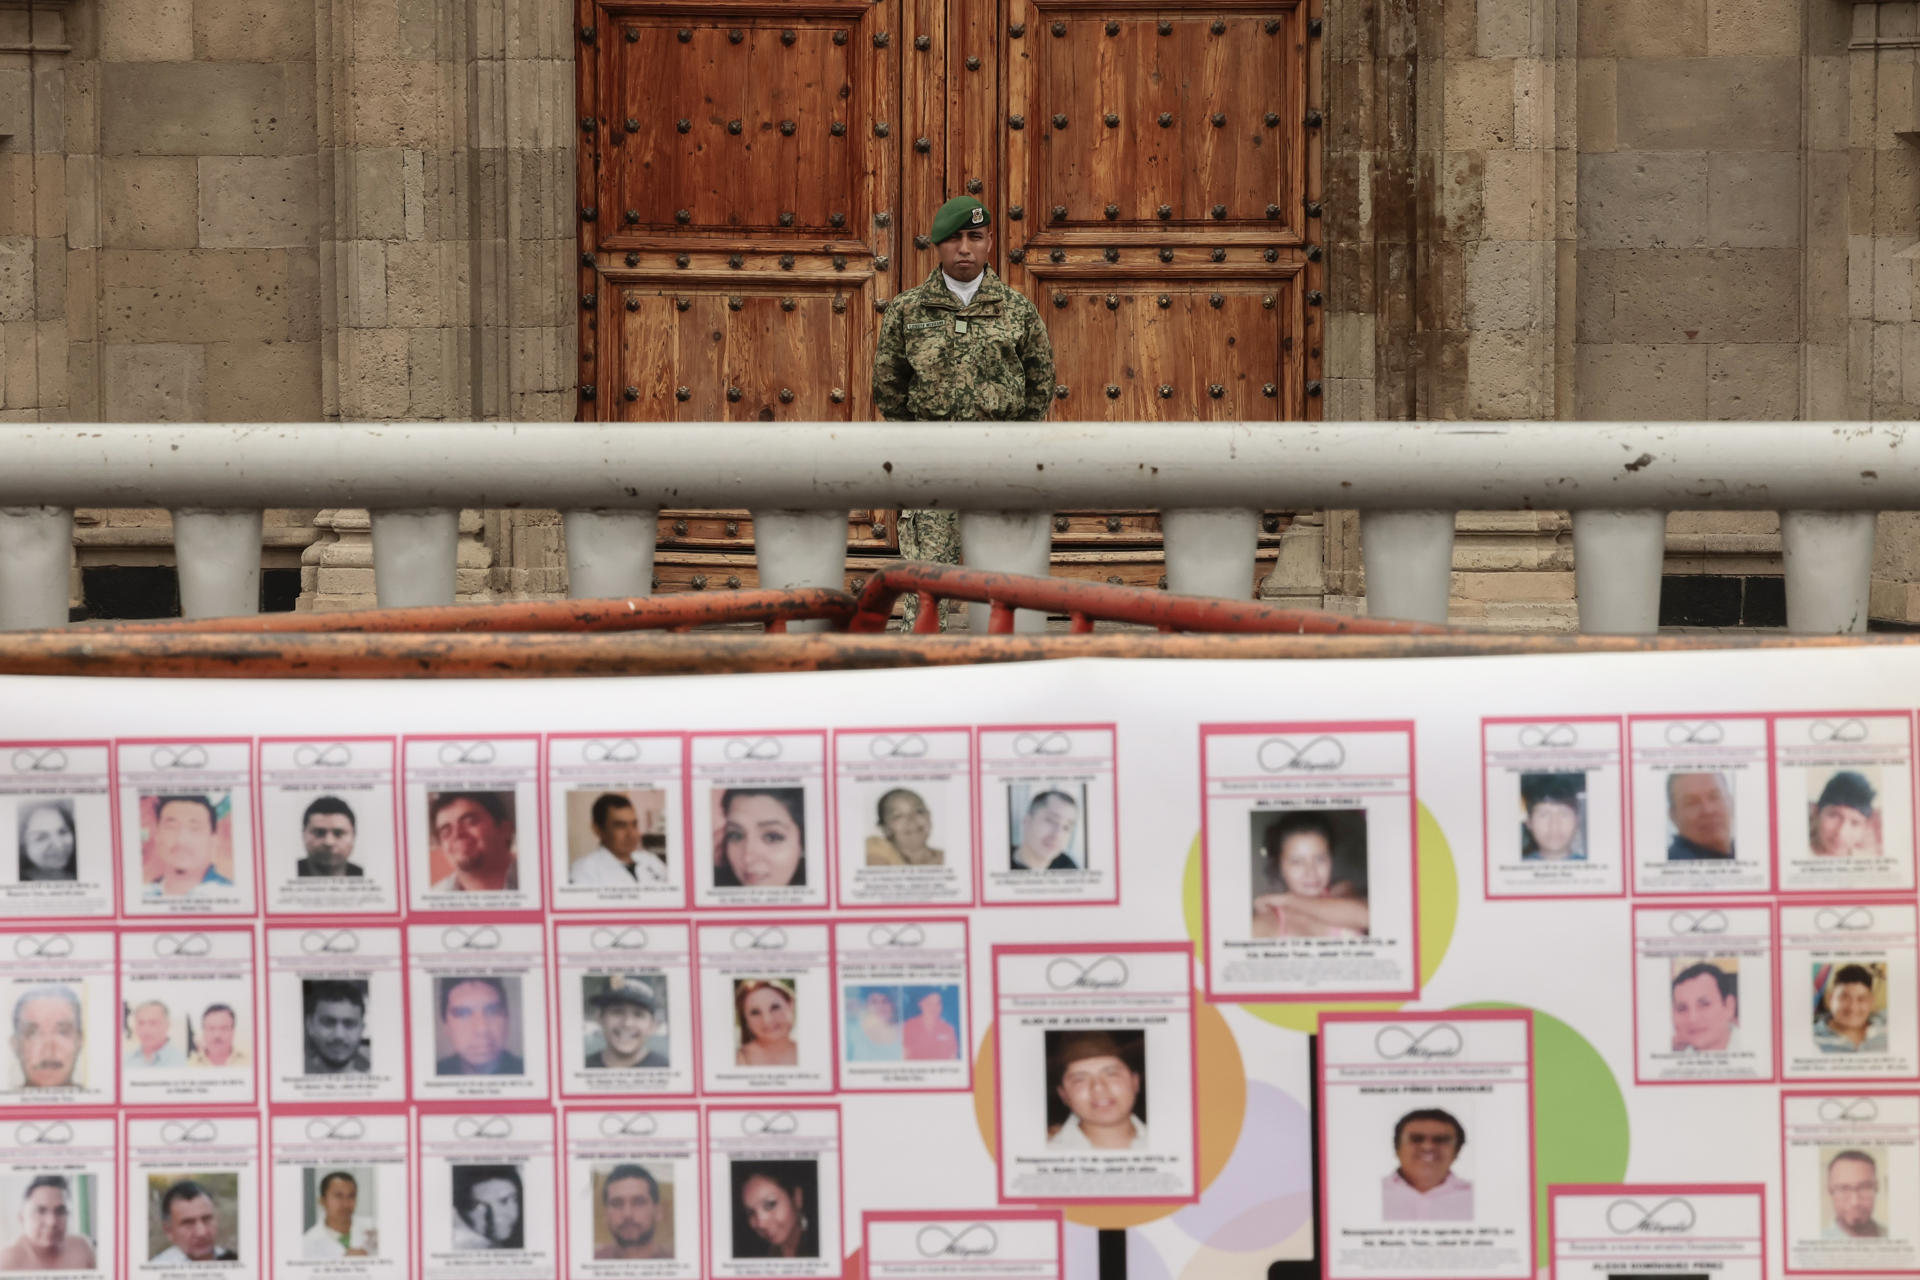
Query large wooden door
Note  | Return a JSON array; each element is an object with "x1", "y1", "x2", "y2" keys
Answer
[{"x1": 575, "y1": 0, "x2": 1320, "y2": 592}]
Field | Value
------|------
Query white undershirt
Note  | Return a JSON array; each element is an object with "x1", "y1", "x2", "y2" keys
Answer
[{"x1": 943, "y1": 270, "x2": 983, "y2": 306}]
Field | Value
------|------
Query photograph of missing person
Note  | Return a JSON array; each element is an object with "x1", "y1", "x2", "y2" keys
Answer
[
  {"x1": 7, "y1": 983, "x2": 86, "y2": 1091},
  {"x1": 295, "y1": 796, "x2": 363, "y2": 878},
  {"x1": 1669, "y1": 958, "x2": 1741, "y2": 1053},
  {"x1": 1382, "y1": 1107, "x2": 1473, "y2": 1222},
  {"x1": 1812, "y1": 962, "x2": 1890, "y2": 1054},
  {"x1": 122, "y1": 997, "x2": 248, "y2": 1071},
  {"x1": 138, "y1": 793, "x2": 235, "y2": 900},
  {"x1": 15, "y1": 799, "x2": 77, "y2": 884},
  {"x1": 734, "y1": 978, "x2": 798, "y2": 1067},
  {"x1": 1806, "y1": 769, "x2": 1883, "y2": 858},
  {"x1": 592, "y1": 1163, "x2": 673, "y2": 1261},
  {"x1": 1045, "y1": 1029, "x2": 1148, "y2": 1151},
  {"x1": 844, "y1": 986, "x2": 901, "y2": 1062},
  {"x1": 302, "y1": 979, "x2": 370, "y2": 1075},
  {"x1": 426, "y1": 791, "x2": 520, "y2": 893},
  {"x1": 1518, "y1": 772, "x2": 1587, "y2": 861},
  {"x1": 434, "y1": 976, "x2": 525, "y2": 1076},
  {"x1": 146, "y1": 1173, "x2": 240, "y2": 1263},
  {"x1": 566, "y1": 789, "x2": 671, "y2": 887},
  {"x1": 0, "y1": 1173, "x2": 99, "y2": 1271},
  {"x1": 1665, "y1": 771, "x2": 1736, "y2": 861},
  {"x1": 729, "y1": 1161, "x2": 818, "y2": 1261},
  {"x1": 864, "y1": 787, "x2": 943, "y2": 869},
  {"x1": 712, "y1": 788, "x2": 806, "y2": 889},
  {"x1": 1008, "y1": 784, "x2": 1085, "y2": 872},
  {"x1": 583, "y1": 974, "x2": 668, "y2": 1069},
  {"x1": 1819, "y1": 1146, "x2": 1889, "y2": 1239},
  {"x1": 450, "y1": 1164, "x2": 522, "y2": 1251},
  {"x1": 845, "y1": 985, "x2": 960, "y2": 1063},
  {"x1": 301, "y1": 1167, "x2": 376, "y2": 1259},
  {"x1": 1248, "y1": 809, "x2": 1370, "y2": 939}
]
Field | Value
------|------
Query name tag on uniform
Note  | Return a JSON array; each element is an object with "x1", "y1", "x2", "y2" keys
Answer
[
  {"x1": 905, "y1": 319, "x2": 941, "y2": 331},
  {"x1": 954, "y1": 319, "x2": 969, "y2": 333}
]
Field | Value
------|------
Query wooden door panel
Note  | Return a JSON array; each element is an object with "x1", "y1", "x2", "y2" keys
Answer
[{"x1": 657, "y1": 510, "x2": 896, "y2": 551}]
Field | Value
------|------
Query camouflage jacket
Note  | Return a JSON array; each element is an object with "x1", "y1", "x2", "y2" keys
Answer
[{"x1": 871, "y1": 268, "x2": 1055, "y2": 421}]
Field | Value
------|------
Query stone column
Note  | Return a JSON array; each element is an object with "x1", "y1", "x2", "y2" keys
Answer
[{"x1": 0, "y1": 0, "x2": 74, "y2": 423}]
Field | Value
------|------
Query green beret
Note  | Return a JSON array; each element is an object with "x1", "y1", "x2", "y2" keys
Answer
[{"x1": 930, "y1": 196, "x2": 990, "y2": 243}]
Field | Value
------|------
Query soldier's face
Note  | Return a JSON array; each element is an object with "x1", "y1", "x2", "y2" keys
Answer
[{"x1": 938, "y1": 227, "x2": 992, "y2": 282}]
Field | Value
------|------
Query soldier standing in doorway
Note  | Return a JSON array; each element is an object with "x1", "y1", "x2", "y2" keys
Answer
[{"x1": 872, "y1": 196, "x2": 1055, "y2": 627}]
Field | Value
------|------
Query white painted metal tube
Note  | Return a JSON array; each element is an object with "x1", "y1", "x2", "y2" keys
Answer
[
  {"x1": 171, "y1": 509, "x2": 263, "y2": 620},
  {"x1": 370, "y1": 509, "x2": 459, "y2": 608},
  {"x1": 1161, "y1": 508, "x2": 1258, "y2": 600},
  {"x1": 751, "y1": 509, "x2": 846, "y2": 632},
  {"x1": 1572, "y1": 509, "x2": 1667, "y2": 635},
  {"x1": 1781, "y1": 509, "x2": 1875, "y2": 634},
  {"x1": 1360, "y1": 510, "x2": 1455, "y2": 625},
  {"x1": 0, "y1": 507, "x2": 74, "y2": 630},
  {"x1": 562, "y1": 509, "x2": 657, "y2": 600},
  {"x1": 960, "y1": 510, "x2": 1052, "y2": 634}
]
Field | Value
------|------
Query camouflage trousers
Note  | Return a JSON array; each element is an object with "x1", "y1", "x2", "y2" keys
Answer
[{"x1": 897, "y1": 509, "x2": 961, "y2": 631}]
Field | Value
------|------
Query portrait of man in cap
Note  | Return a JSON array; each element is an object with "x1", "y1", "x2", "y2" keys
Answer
[
  {"x1": 584, "y1": 975, "x2": 668, "y2": 1070},
  {"x1": 1808, "y1": 770, "x2": 1880, "y2": 857},
  {"x1": 1044, "y1": 1028, "x2": 1149, "y2": 1151}
]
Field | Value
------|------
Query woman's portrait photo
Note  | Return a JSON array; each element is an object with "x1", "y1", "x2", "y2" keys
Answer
[
  {"x1": 729, "y1": 1161, "x2": 818, "y2": 1261},
  {"x1": 713, "y1": 788, "x2": 806, "y2": 889},
  {"x1": 16, "y1": 799, "x2": 78, "y2": 882},
  {"x1": 1518, "y1": 772, "x2": 1587, "y2": 861},
  {"x1": 1249, "y1": 809, "x2": 1371, "y2": 939},
  {"x1": 864, "y1": 787, "x2": 943, "y2": 868},
  {"x1": 733, "y1": 978, "x2": 799, "y2": 1067},
  {"x1": 843, "y1": 986, "x2": 903, "y2": 1062}
]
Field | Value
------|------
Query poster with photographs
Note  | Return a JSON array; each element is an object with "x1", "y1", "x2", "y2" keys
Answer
[
  {"x1": 832, "y1": 919, "x2": 970, "y2": 1093},
  {"x1": 265, "y1": 926, "x2": 407, "y2": 1104},
  {"x1": 1548, "y1": 1184, "x2": 1765, "y2": 1280},
  {"x1": 268, "y1": 1110, "x2": 411, "y2": 1274},
  {"x1": 977, "y1": 726, "x2": 1117, "y2": 907},
  {"x1": 1631, "y1": 904, "x2": 1776, "y2": 1084},
  {"x1": 119, "y1": 928, "x2": 257, "y2": 1105},
  {"x1": 0, "y1": 740, "x2": 113, "y2": 918},
  {"x1": 1628, "y1": 714, "x2": 1772, "y2": 895},
  {"x1": 1318, "y1": 1010, "x2": 1536, "y2": 1280},
  {"x1": 563, "y1": 1108, "x2": 700, "y2": 1279},
  {"x1": 1781, "y1": 1091, "x2": 1920, "y2": 1274},
  {"x1": 259, "y1": 737, "x2": 400, "y2": 917},
  {"x1": 403, "y1": 735, "x2": 543, "y2": 913},
  {"x1": 992, "y1": 942, "x2": 1198, "y2": 1204},
  {"x1": 125, "y1": 1114, "x2": 258, "y2": 1274},
  {"x1": 408, "y1": 923, "x2": 550, "y2": 1101},
  {"x1": 832, "y1": 728, "x2": 975, "y2": 909},
  {"x1": 1773, "y1": 713, "x2": 1918, "y2": 895},
  {"x1": 705, "y1": 1105, "x2": 843, "y2": 1280},
  {"x1": 547, "y1": 733, "x2": 686, "y2": 913},
  {"x1": 1778, "y1": 902, "x2": 1919, "y2": 1082},
  {"x1": 116, "y1": 739, "x2": 255, "y2": 917},
  {"x1": 417, "y1": 1109, "x2": 558, "y2": 1279},
  {"x1": 1479, "y1": 717, "x2": 1625, "y2": 898},
  {"x1": 0, "y1": 930, "x2": 115, "y2": 1106},
  {"x1": 555, "y1": 922, "x2": 694, "y2": 1098},
  {"x1": 696, "y1": 923, "x2": 833, "y2": 1096},
  {"x1": 689, "y1": 731, "x2": 829, "y2": 911},
  {"x1": 862, "y1": 1210, "x2": 1064, "y2": 1280},
  {"x1": 1200, "y1": 722, "x2": 1418, "y2": 1002},
  {"x1": 0, "y1": 1115, "x2": 115, "y2": 1275}
]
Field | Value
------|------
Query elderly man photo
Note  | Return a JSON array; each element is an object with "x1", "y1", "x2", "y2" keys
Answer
[
  {"x1": 429, "y1": 792, "x2": 519, "y2": 893},
  {"x1": 297, "y1": 796, "x2": 364, "y2": 877},
  {"x1": 0, "y1": 1175, "x2": 97, "y2": 1270},
  {"x1": 9, "y1": 985, "x2": 84, "y2": 1090},
  {"x1": 570, "y1": 792, "x2": 669, "y2": 887},
  {"x1": 150, "y1": 1179, "x2": 239, "y2": 1262},
  {"x1": 124, "y1": 998, "x2": 184, "y2": 1069},
  {"x1": 1382, "y1": 1108, "x2": 1474, "y2": 1222},
  {"x1": 1666, "y1": 772, "x2": 1736, "y2": 861},
  {"x1": 595, "y1": 1164, "x2": 670, "y2": 1260},
  {"x1": 143, "y1": 794, "x2": 233, "y2": 899},
  {"x1": 1046, "y1": 1030, "x2": 1148, "y2": 1151},
  {"x1": 302, "y1": 1171, "x2": 375, "y2": 1259},
  {"x1": 435, "y1": 977, "x2": 524, "y2": 1076}
]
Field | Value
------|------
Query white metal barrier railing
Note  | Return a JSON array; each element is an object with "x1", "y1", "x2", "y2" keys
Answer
[{"x1": 0, "y1": 423, "x2": 1898, "y2": 636}]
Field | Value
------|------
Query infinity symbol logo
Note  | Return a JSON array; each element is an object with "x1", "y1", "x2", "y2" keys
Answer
[
  {"x1": 293, "y1": 743, "x2": 354, "y2": 768},
  {"x1": 1373, "y1": 1024, "x2": 1465, "y2": 1060},
  {"x1": 1013, "y1": 732, "x2": 1071, "y2": 756},
  {"x1": 441, "y1": 926, "x2": 501, "y2": 951},
  {"x1": 1811, "y1": 719, "x2": 1869, "y2": 744},
  {"x1": 300, "y1": 930, "x2": 360, "y2": 955},
  {"x1": 1815, "y1": 907, "x2": 1875, "y2": 932},
  {"x1": 584, "y1": 739, "x2": 642, "y2": 764},
  {"x1": 1818, "y1": 1097, "x2": 1880, "y2": 1122},
  {"x1": 730, "y1": 927, "x2": 788, "y2": 951},
  {"x1": 1606, "y1": 1197, "x2": 1697, "y2": 1234},
  {"x1": 437, "y1": 741, "x2": 497, "y2": 766},
  {"x1": 454, "y1": 1116, "x2": 513, "y2": 1140},
  {"x1": 867, "y1": 923, "x2": 926, "y2": 948},
  {"x1": 1668, "y1": 910, "x2": 1728, "y2": 936},
  {"x1": 13, "y1": 935, "x2": 72, "y2": 960},
  {"x1": 1663, "y1": 721, "x2": 1725, "y2": 746},
  {"x1": 305, "y1": 1117, "x2": 366, "y2": 1142},
  {"x1": 1518, "y1": 724, "x2": 1578, "y2": 749},
  {"x1": 151, "y1": 745, "x2": 209, "y2": 770},
  {"x1": 160, "y1": 1121, "x2": 218, "y2": 1144},
  {"x1": 870, "y1": 734, "x2": 929, "y2": 759},
  {"x1": 1256, "y1": 736, "x2": 1346, "y2": 772},
  {"x1": 154, "y1": 933, "x2": 212, "y2": 958},
  {"x1": 590, "y1": 927, "x2": 650, "y2": 951},
  {"x1": 741, "y1": 1111, "x2": 798, "y2": 1136},
  {"x1": 917, "y1": 1224, "x2": 999, "y2": 1258},
  {"x1": 14, "y1": 1122, "x2": 73, "y2": 1146},
  {"x1": 1045, "y1": 956, "x2": 1129, "y2": 991},
  {"x1": 724, "y1": 737, "x2": 783, "y2": 762},
  {"x1": 9, "y1": 747, "x2": 67, "y2": 772},
  {"x1": 597, "y1": 1113, "x2": 660, "y2": 1138}
]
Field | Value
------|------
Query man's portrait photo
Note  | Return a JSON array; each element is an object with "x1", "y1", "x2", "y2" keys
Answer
[
  {"x1": 301, "y1": 1168, "x2": 376, "y2": 1259},
  {"x1": 434, "y1": 976, "x2": 525, "y2": 1076},
  {"x1": 147, "y1": 1175, "x2": 240, "y2": 1263},
  {"x1": 1249, "y1": 809, "x2": 1370, "y2": 939},
  {"x1": 122, "y1": 998, "x2": 184, "y2": 1070},
  {"x1": 1381, "y1": 1108, "x2": 1474, "y2": 1222},
  {"x1": 1009, "y1": 785, "x2": 1084, "y2": 873},
  {"x1": 8, "y1": 984, "x2": 85, "y2": 1091},
  {"x1": 296, "y1": 796, "x2": 363, "y2": 878},
  {"x1": 1821, "y1": 1147, "x2": 1887, "y2": 1239},
  {"x1": 592, "y1": 1163, "x2": 672, "y2": 1260},
  {"x1": 1665, "y1": 771, "x2": 1735, "y2": 861},
  {"x1": 187, "y1": 1003, "x2": 247, "y2": 1070},
  {"x1": 1813, "y1": 962, "x2": 1890, "y2": 1054},
  {"x1": 303, "y1": 979, "x2": 371, "y2": 1075},
  {"x1": 426, "y1": 791, "x2": 519, "y2": 893},
  {"x1": 15, "y1": 800, "x2": 78, "y2": 884},
  {"x1": 1518, "y1": 772, "x2": 1586, "y2": 861},
  {"x1": 1670, "y1": 959, "x2": 1741, "y2": 1052},
  {"x1": 1807, "y1": 770, "x2": 1882, "y2": 858},
  {"x1": 139, "y1": 793, "x2": 235, "y2": 900},
  {"x1": 0, "y1": 1175, "x2": 98, "y2": 1271},
  {"x1": 450, "y1": 1164, "x2": 522, "y2": 1251},
  {"x1": 566, "y1": 790, "x2": 670, "y2": 887},
  {"x1": 583, "y1": 975, "x2": 667, "y2": 1069},
  {"x1": 902, "y1": 985, "x2": 961, "y2": 1061},
  {"x1": 1044, "y1": 1029, "x2": 1148, "y2": 1151}
]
